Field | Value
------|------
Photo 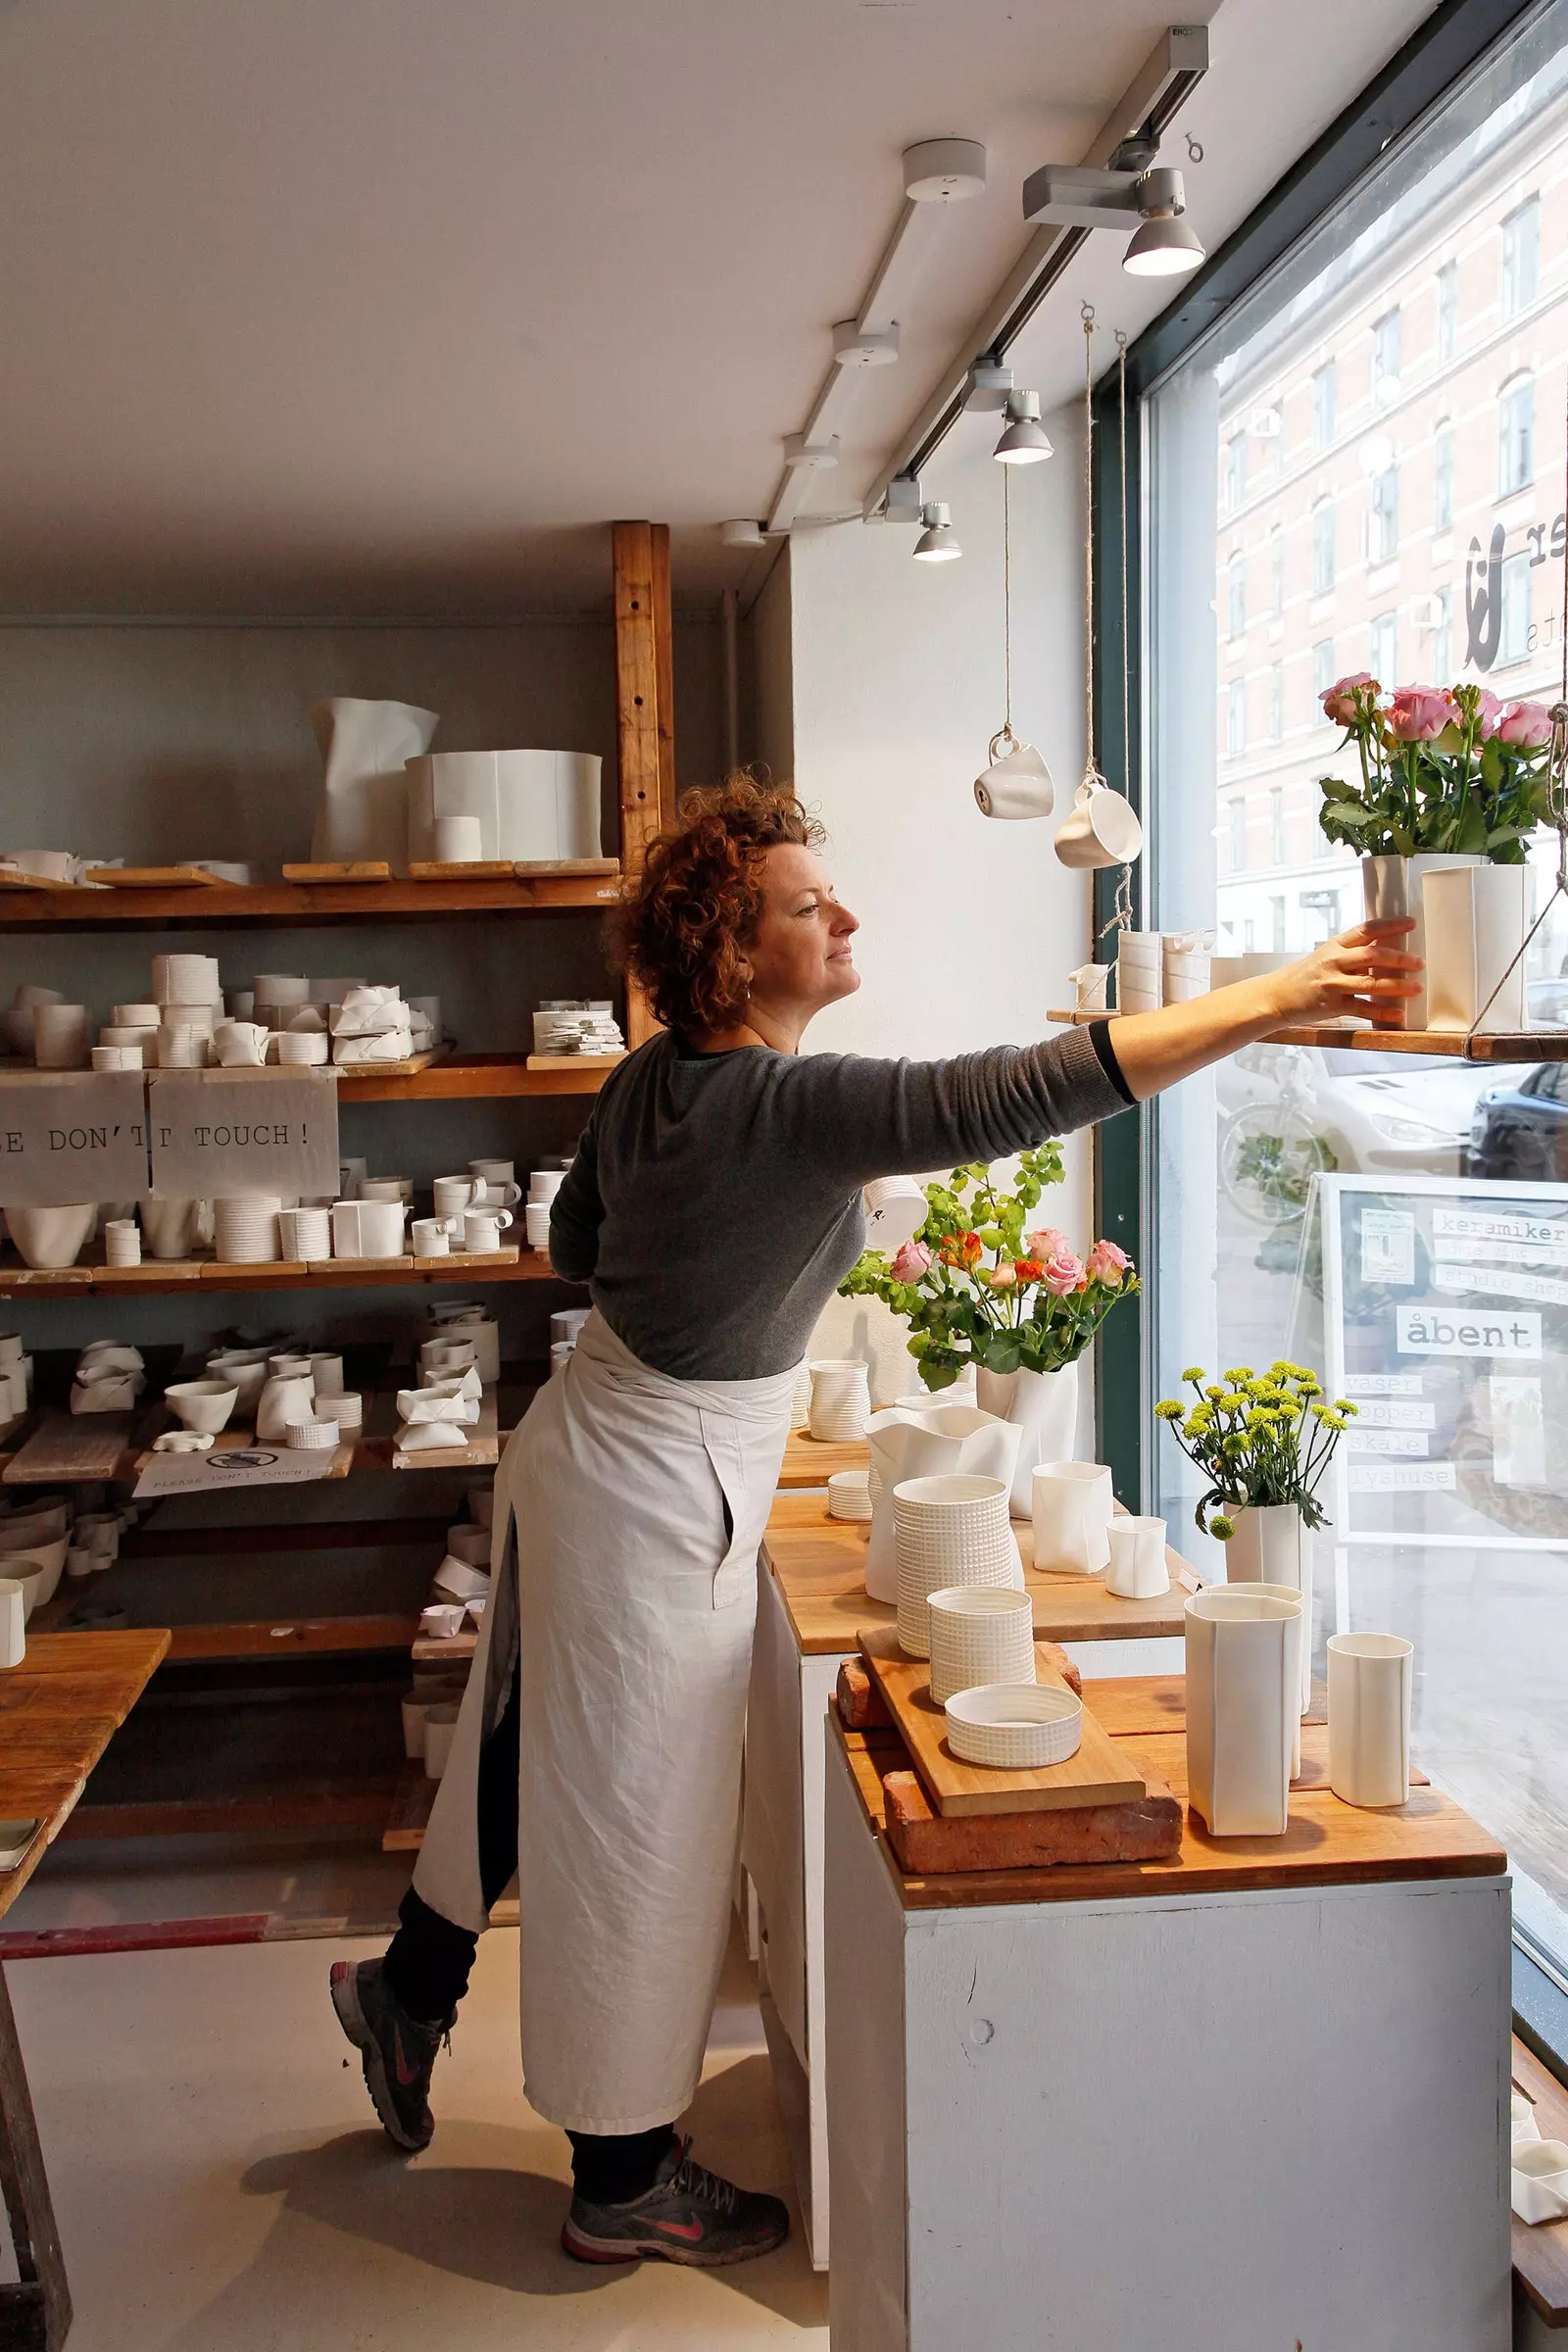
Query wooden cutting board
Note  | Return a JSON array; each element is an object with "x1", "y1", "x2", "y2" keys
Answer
[{"x1": 859, "y1": 1623, "x2": 1146, "y2": 1818}]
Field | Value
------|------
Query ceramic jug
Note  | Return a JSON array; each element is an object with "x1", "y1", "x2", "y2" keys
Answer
[{"x1": 865, "y1": 1404, "x2": 1022, "y2": 1602}]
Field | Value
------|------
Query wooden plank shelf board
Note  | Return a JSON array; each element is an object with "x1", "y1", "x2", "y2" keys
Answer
[
  {"x1": 81, "y1": 866, "x2": 242, "y2": 889},
  {"x1": 762, "y1": 1491, "x2": 1192, "y2": 1654},
  {"x1": 0, "y1": 873, "x2": 620, "y2": 930},
  {"x1": 1049, "y1": 1006, "x2": 1568, "y2": 1063},
  {"x1": 779, "y1": 1428, "x2": 870, "y2": 1486},
  {"x1": 337, "y1": 1050, "x2": 612, "y2": 1102},
  {"x1": 383, "y1": 1764, "x2": 437, "y2": 1852},
  {"x1": 4, "y1": 1410, "x2": 135, "y2": 1485},
  {"x1": 0, "y1": 1251, "x2": 567, "y2": 1298},
  {"x1": 412, "y1": 1630, "x2": 478, "y2": 1663}
]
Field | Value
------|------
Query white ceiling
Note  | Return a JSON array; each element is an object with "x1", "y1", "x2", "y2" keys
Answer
[{"x1": 0, "y1": 0, "x2": 1438, "y2": 615}]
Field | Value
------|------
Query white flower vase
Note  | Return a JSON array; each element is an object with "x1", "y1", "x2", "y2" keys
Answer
[
  {"x1": 1361, "y1": 853, "x2": 1481, "y2": 1032},
  {"x1": 1221, "y1": 1502, "x2": 1312, "y2": 1714},
  {"x1": 864, "y1": 1405, "x2": 1022, "y2": 1602},
  {"x1": 1422, "y1": 862, "x2": 1531, "y2": 1035},
  {"x1": 975, "y1": 1360, "x2": 1080, "y2": 1519},
  {"x1": 1184, "y1": 1588, "x2": 1303, "y2": 1837},
  {"x1": 808, "y1": 1358, "x2": 872, "y2": 1442},
  {"x1": 309, "y1": 698, "x2": 439, "y2": 874}
]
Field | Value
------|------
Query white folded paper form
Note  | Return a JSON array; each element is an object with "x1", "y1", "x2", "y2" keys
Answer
[
  {"x1": 330, "y1": 987, "x2": 412, "y2": 1038},
  {"x1": 420, "y1": 1366, "x2": 483, "y2": 1400},
  {"x1": 332, "y1": 1032, "x2": 415, "y2": 1064},
  {"x1": 396, "y1": 1388, "x2": 481, "y2": 1424},
  {"x1": 397, "y1": 1420, "x2": 469, "y2": 1450}
]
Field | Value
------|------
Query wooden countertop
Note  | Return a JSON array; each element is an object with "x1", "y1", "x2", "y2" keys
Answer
[
  {"x1": 762, "y1": 1491, "x2": 1194, "y2": 1653},
  {"x1": 834, "y1": 1690, "x2": 1506, "y2": 1909},
  {"x1": 779, "y1": 1427, "x2": 870, "y2": 1487},
  {"x1": 0, "y1": 1630, "x2": 171, "y2": 1917}
]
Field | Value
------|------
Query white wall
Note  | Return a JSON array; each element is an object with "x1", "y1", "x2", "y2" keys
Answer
[
  {"x1": 748, "y1": 543, "x2": 794, "y2": 790},
  {"x1": 778, "y1": 405, "x2": 1106, "y2": 1416}
]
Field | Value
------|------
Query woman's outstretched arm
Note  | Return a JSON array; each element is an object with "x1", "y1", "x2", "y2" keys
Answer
[{"x1": 1105, "y1": 919, "x2": 1419, "y2": 1102}]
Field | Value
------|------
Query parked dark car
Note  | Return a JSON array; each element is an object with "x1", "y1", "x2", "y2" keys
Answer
[{"x1": 1467, "y1": 1063, "x2": 1568, "y2": 1181}]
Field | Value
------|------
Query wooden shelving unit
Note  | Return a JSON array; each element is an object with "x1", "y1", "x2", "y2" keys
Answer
[
  {"x1": 1050, "y1": 1008, "x2": 1568, "y2": 1063},
  {"x1": 0, "y1": 1250, "x2": 562, "y2": 1299},
  {"x1": 0, "y1": 870, "x2": 621, "y2": 931},
  {"x1": 338, "y1": 1051, "x2": 613, "y2": 1102}
]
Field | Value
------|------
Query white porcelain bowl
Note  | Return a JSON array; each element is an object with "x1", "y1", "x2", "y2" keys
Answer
[
  {"x1": 164, "y1": 1379, "x2": 239, "y2": 1436},
  {"x1": 944, "y1": 1681, "x2": 1083, "y2": 1770}
]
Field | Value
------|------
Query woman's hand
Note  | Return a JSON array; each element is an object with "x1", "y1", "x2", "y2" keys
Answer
[{"x1": 1260, "y1": 918, "x2": 1422, "y2": 1021}]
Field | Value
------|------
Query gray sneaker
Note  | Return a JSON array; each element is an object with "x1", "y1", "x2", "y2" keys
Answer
[
  {"x1": 561, "y1": 2135, "x2": 789, "y2": 2267},
  {"x1": 329, "y1": 1957, "x2": 450, "y2": 2152}
]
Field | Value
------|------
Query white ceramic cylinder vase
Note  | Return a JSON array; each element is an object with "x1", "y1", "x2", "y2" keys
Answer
[
  {"x1": 974, "y1": 1359, "x2": 1079, "y2": 1519},
  {"x1": 1104, "y1": 1514, "x2": 1170, "y2": 1598},
  {"x1": 894, "y1": 1474, "x2": 1018, "y2": 1657},
  {"x1": 213, "y1": 1196, "x2": 282, "y2": 1265},
  {"x1": 1185, "y1": 1587, "x2": 1303, "y2": 1837},
  {"x1": 1327, "y1": 1631, "x2": 1413, "y2": 1807},
  {"x1": 1223, "y1": 1502, "x2": 1312, "y2": 1713},
  {"x1": 808, "y1": 1358, "x2": 871, "y2": 1443},
  {"x1": 1031, "y1": 1459, "x2": 1114, "y2": 1575},
  {"x1": 926, "y1": 1584, "x2": 1036, "y2": 1707},
  {"x1": 864, "y1": 1404, "x2": 1022, "y2": 1602},
  {"x1": 1362, "y1": 852, "x2": 1481, "y2": 1032},
  {"x1": 310, "y1": 698, "x2": 439, "y2": 874},
  {"x1": 1422, "y1": 861, "x2": 1530, "y2": 1034}
]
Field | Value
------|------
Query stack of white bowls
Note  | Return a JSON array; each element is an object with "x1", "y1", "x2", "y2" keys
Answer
[
  {"x1": 329, "y1": 985, "x2": 415, "y2": 1066},
  {"x1": 808, "y1": 1358, "x2": 872, "y2": 1442},
  {"x1": 1116, "y1": 930, "x2": 1163, "y2": 1013},
  {"x1": 97, "y1": 1001, "x2": 161, "y2": 1070},
  {"x1": 894, "y1": 1473, "x2": 1019, "y2": 1657},
  {"x1": 152, "y1": 953, "x2": 223, "y2": 1067},
  {"x1": 213, "y1": 1196, "x2": 283, "y2": 1264},
  {"x1": 423, "y1": 1301, "x2": 500, "y2": 1383},
  {"x1": 525, "y1": 1164, "x2": 567, "y2": 1253},
  {"x1": 925, "y1": 1584, "x2": 1037, "y2": 1706}
]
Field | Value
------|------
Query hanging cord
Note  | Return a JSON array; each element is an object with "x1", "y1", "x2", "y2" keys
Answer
[
  {"x1": 1463, "y1": 370, "x2": 1568, "y2": 1055},
  {"x1": 1080, "y1": 304, "x2": 1104, "y2": 795},
  {"x1": 1003, "y1": 463, "x2": 1012, "y2": 738},
  {"x1": 1117, "y1": 330, "x2": 1131, "y2": 801}
]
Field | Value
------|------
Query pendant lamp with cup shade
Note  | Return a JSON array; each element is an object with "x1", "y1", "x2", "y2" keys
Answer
[
  {"x1": 992, "y1": 389, "x2": 1053, "y2": 465},
  {"x1": 912, "y1": 504, "x2": 960, "y2": 563},
  {"x1": 1056, "y1": 306, "x2": 1143, "y2": 874}
]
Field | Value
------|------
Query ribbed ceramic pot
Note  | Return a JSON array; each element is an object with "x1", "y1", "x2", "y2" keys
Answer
[
  {"x1": 808, "y1": 1358, "x2": 872, "y2": 1443},
  {"x1": 894, "y1": 1473, "x2": 1018, "y2": 1657},
  {"x1": 864, "y1": 1404, "x2": 1021, "y2": 1602},
  {"x1": 926, "y1": 1584, "x2": 1036, "y2": 1706}
]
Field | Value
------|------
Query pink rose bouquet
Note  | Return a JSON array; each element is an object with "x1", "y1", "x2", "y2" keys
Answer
[{"x1": 1317, "y1": 673, "x2": 1550, "y2": 862}]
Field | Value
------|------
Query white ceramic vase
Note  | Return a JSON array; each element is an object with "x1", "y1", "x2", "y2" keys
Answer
[
  {"x1": 1031, "y1": 1460, "x2": 1114, "y2": 1574},
  {"x1": 1422, "y1": 862, "x2": 1530, "y2": 1034},
  {"x1": 808, "y1": 1358, "x2": 871, "y2": 1443},
  {"x1": 1184, "y1": 1588, "x2": 1303, "y2": 1837},
  {"x1": 975, "y1": 1359, "x2": 1080, "y2": 1519},
  {"x1": 864, "y1": 1404, "x2": 1022, "y2": 1602},
  {"x1": 893, "y1": 1473, "x2": 1019, "y2": 1657},
  {"x1": 1327, "y1": 1631, "x2": 1413, "y2": 1807},
  {"x1": 406, "y1": 749, "x2": 603, "y2": 865},
  {"x1": 256, "y1": 1374, "x2": 316, "y2": 1444},
  {"x1": 3, "y1": 1204, "x2": 97, "y2": 1269},
  {"x1": 310, "y1": 698, "x2": 439, "y2": 873},
  {"x1": 1361, "y1": 852, "x2": 1481, "y2": 1032},
  {"x1": 926, "y1": 1585, "x2": 1036, "y2": 1707},
  {"x1": 1222, "y1": 1502, "x2": 1313, "y2": 1713}
]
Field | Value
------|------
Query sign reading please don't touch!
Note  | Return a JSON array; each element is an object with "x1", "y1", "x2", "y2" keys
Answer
[
  {"x1": 146, "y1": 1069, "x2": 339, "y2": 1200},
  {"x1": 0, "y1": 1071, "x2": 151, "y2": 1204}
]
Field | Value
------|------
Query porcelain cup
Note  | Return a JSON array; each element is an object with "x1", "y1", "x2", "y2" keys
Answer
[
  {"x1": 413, "y1": 1218, "x2": 452, "y2": 1258},
  {"x1": 1031, "y1": 1460, "x2": 1114, "y2": 1575},
  {"x1": 469, "y1": 1159, "x2": 516, "y2": 1190},
  {"x1": 213, "y1": 1021, "x2": 270, "y2": 1067},
  {"x1": 138, "y1": 1197, "x2": 203, "y2": 1260},
  {"x1": 463, "y1": 1209, "x2": 512, "y2": 1253},
  {"x1": 361, "y1": 1178, "x2": 414, "y2": 1204},
  {"x1": 91, "y1": 1045, "x2": 143, "y2": 1072},
  {"x1": 32, "y1": 1004, "x2": 90, "y2": 1068},
  {"x1": 165, "y1": 1379, "x2": 239, "y2": 1436},
  {"x1": 0, "y1": 1579, "x2": 24, "y2": 1668},
  {"x1": 1105, "y1": 1514, "x2": 1171, "y2": 1599},
  {"x1": 256, "y1": 1373, "x2": 317, "y2": 1444},
  {"x1": 276, "y1": 1031, "x2": 329, "y2": 1065},
  {"x1": 434, "y1": 813, "x2": 484, "y2": 862},
  {"x1": 3, "y1": 1203, "x2": 96, "y2": 1269},
  {"x1": 309, "y1": 1352, "x2": 346, "y2": 1397},
  {"x1": 973, "y1": 731, "x2": 1055, "y2": 821},
  {"x1": 1327, "y1": 1632, "x2": 1413, "y2": 1808},
  {"x1": 331, "y1": 1199, "x2": 406, "y2": 1259},
  {"x1": 213, "y1": 1197, "x2": 281, "y2": 1263},
  {"x1": 277, "y1": 1205, "x2": 331, "y2": 1262},
  {"x1": 103, "y1": 1217, "x2": 142, "y2": 1265},
  {"x1": 1054, "y1": 775, "x2": 1144, "y2": 870}
]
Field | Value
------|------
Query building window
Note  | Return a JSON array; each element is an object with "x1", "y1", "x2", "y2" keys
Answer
[
  {"x1": 1270, "y1": 895, "x2": 1288, "y2": 952},
  {"x1": 1370, "y1": 463, "x2": 1399, "y2": 564},
  {"x1": 1372, "y1": 308, "x2": 1401, "y2": 405},
  {"x1": 1437, "y1": 260, "x2": 1459, "y2": 363},
  {"x1": 1223, "y1": 434, "x2": 1247, "y2": 513},
  {"x1": 1499, "y1": 374, "x2": 1535, "y2": 495},
  {"x1": 1501, "y1": 194, "x2": 1541, "y2": 318},
  {"x1": 1228, "y1": 796, "x2": 1247, "y2": 867},
  {"x1": 1300, "y1": 887, "x2": 1343, "y2": 938},
  {"x1": 1270, "y1": 523, "x2": 1285, "y2": 615},
  {"x1": 1269, "y1": 663, "x2": 1284, "y2": 742},
  {"x1": 1227, "y1": 550, "x2": 1247, "y2": 638},
  {"x1": 1431, "y1": 586, "x2": 1452, "y2": 686},
  {"x1": 1270, "y1": 786, "x2": 1286, "y2": 862},
  {"x1": 1226, "y1": 681, "x2": 1247, "y2": 758},
  {"x1": 1312, "y1": 499, "x2": 1336, "y2": 593},
  {"x1": 1312, "y1": 361, "x2": 1337, "y2": 449},
  {"x1": 1369, "y1": 611, "x2": 1396, "y2": 684},
  {"x1": 1434, "y1": 422, "x2": 1454, "y2": 531},
  {"x1": 1312, "y1": 638, "x2": 1336, "y2": 700},
  {"x1": 1500, "y1": 551, "x2": 1533, "y2": 665}
]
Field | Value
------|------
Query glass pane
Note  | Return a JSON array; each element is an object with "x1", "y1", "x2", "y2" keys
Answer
[{"x1": 1146, "y1": 3, "x2": 1568, "y2": 1972}]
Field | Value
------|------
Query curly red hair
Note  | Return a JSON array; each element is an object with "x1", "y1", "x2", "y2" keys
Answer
[{"x1": 618, "y1": 775, "x2": 823, "y2": 1037}]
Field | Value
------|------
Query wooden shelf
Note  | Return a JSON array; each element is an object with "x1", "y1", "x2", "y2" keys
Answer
[
  {"x1": 0, "y1": 871, "x2": 621, "y2": 932},
  {"x1": 0, "y1": 1250, "x2": 566, "y2": 1299},
  {"x1": 1049, "y1": 1007, "x2": 1568, "y2": 1064},
  {"x1": 338, "y1": 1050, "x2": 612, "y2": 1101},
  {"x1": 383, "y1": 1763, "x2": 436, "y2": 1852},
  {"x1": 25, "y1": 1598, "x2": 420, "y2": 1658}
]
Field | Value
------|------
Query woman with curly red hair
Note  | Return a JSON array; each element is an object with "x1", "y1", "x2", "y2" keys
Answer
[{"x1": 333, "y1": 774, "x2": 1417, "y2": 2265}]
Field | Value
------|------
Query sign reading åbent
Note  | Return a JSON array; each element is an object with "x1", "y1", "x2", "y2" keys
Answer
[
  {"x1": 147, "y1": 1069, "x2": 339, "y2": 1200},
  {"x1": 0, "y1": 1072, "x2": 151, "y2": 1204}
]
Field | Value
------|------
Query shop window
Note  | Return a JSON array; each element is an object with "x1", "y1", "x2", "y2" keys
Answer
[
  {"x1": 1269, "y1": 663, "x2": 1284, "y2": 743},
  {"x1": 1227, "y1": 550, "x2": 1247, "y2": 638},
  {"x1": 1434, "y1": 421, "x2": 1454, "y2": 530},
  {"x1": 1142, "y1": 4, "x2": 1568, "y2": 1985},
  {"x1": 1270, "y1": 522, "x2": 1285, "y2": 615},
  {"x1": 1437, "y1": 259, "x2": 1459, "y2": 362},
  {"x1": 1370, "y1": 462, "x2": 1399, "y2": 564},
  {"x1": 1223, "y1": 433, "x2": 1247, "y2": 514},
  {"x1": 1502, "y1": 192, "x2": 1541, "y2": 318},
  {"x1": 1499, "y1": 373, "x2": 1535, "y2": 495}
]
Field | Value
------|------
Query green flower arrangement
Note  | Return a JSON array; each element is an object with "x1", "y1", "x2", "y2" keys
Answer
[{"x1": 1153, "y1": 1360, "x2": 1356, "y2": 1538}]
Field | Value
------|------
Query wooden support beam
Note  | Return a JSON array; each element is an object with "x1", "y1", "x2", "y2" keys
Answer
[
  {"x1": 613, "y1": 519, "x2": 677, "y2": 1050},
  {"x1": 650, "y1": 523, "x2": 678, "y2": 830}
]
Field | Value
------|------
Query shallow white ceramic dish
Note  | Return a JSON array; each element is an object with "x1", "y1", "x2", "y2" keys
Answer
[
  {"x1": 944, "y1": 1681, "x2": 1083, "y2": 1770},
  {"x1": 827, "y1": 1469, "x2": 873, "y2": 1523}
]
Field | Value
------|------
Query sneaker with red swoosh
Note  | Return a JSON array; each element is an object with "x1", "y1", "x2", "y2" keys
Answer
[
  {"x1": 329, "y1": 1957, "x2": 451, "y2": 2153},
  {"x1": 561, "y1": 2135, "x2": 789, "y2": 2268}
]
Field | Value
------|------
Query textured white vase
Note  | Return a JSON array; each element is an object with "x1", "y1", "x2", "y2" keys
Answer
[
  {"x1": 405, "y1": 749, "x2": 603, "y2": 865},
  {"x1": 894, "y1": 1474, "x2": 1019, "y2": 1657},
  {"x1": 1185, "y1": 1588, "x2": 1303, "y2": 1837},
  {"x1": 1223, "y1": 1503, "x2": 1312, "y2": 1713},
  {"x1": 864, "y1": 1405, "x2": 1022, "y2": 1602},
  {"x1": 1362, "y1": 853, "x2": 1481, "y2": 1032},
  {"x1": 310, "y1": 699, "x2": 439, "y2": 873},
  {"x1": 926, "y1": 1585, "x2": 1036, "y2": 1707},
  {"x1": 974, "y1": 1360, "x2": 1080, "y2": 1519},
  {"x1": 808, "y1": 1359, "x2": 871, "y2": 1443},
  {"x1": 1422, "y1": 862, "x2": 1530, "y2": 1034}
]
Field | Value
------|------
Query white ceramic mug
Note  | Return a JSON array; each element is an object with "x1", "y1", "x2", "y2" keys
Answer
[
  {"x1": 469, "y1": 1158, "x2": 516, "y2": 1189},
  {"x1": 1327, "y1": 1632, "x2": 1413, "y2": 1808},
  {"x1": 434, "y1": 813, "x2": 484, "y2": 862},
  {"x1": 463, "y1": 1208, "x2": 513, "y2": 1253},
  {"x1": 331, "y1": 1199, "x2": 407, "y2": 1258},
  {"x1": 1054, "y1": 775, "x2": 1144, "y2": 870},
  {"x1": 1104, "y1": 1514, "x2": 1171, "y2": 1599},
  {"x1": 413, "y1": 1217, "x2": 452, "y2": 1258},
  {"x1": 973, "y1": 730, "x2": 1055, "y2": 821},
  {"x1": 32, "y1": 1003, "x2": 90, "y2": 1068},
  {"x1": 139, "y1": 1197, "x2": 203, "y2": 1260},
  {"x1": 0, "y1": 1578, "x2": 24, "y2": 1669}
]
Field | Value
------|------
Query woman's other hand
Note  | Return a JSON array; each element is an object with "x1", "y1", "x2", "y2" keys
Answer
[{"x1": 1261, "y1": 919, "x2": 1422, "y2": 1022}]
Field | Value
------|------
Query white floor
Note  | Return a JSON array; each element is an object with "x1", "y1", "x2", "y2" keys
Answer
[{"x1": 6, "y1": 1921, "x2": 828, "y2": 2349}]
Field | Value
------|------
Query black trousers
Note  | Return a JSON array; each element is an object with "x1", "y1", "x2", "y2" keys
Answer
[{"x1": 383, "y1": 1661, "x2": 673, "y2": 2206}]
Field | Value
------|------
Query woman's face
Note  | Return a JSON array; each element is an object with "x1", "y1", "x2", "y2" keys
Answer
[{"x1": 743, "y1": 843, "x2": 860, "y2": 1018}]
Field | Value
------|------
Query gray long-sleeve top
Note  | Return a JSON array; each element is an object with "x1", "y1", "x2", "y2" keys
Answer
[{"x1": 548, "y1": 1021, "x2": 1133, "y2": 1381}]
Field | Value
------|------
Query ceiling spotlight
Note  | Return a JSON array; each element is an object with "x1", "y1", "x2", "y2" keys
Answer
[
  {"x1": 964, "y1": 362, "x2": 1013, "y2": 414},
  {"x1": 884, "y1": 474, "x2": 924, "y2": 521},
  {"x1": 783, "y1": 433, "x2": 841, "y2": 471},
  {"x1": 719, "y1": 519, "x2": 765, "y2": 548},
  {"x1": 912, "y1": 503, "x2": 960, "y2": 563},
  {"x1": 1122, "y1": 170, "x2": 1204, "y2": 277},
  {"x1": 903, "y1": 137, "x2": 988, "y2": 204},
  {"x1": 993, "y1": 390, "x2": 1053, "y2": 466},
  {"x1": 833, "y1": 320, "x2": 901, "y2": 368}
]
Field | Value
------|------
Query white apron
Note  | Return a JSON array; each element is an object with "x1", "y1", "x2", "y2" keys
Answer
[{"x1": 413, "y1": 1307, "x2": 797, "y2": 2132}]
